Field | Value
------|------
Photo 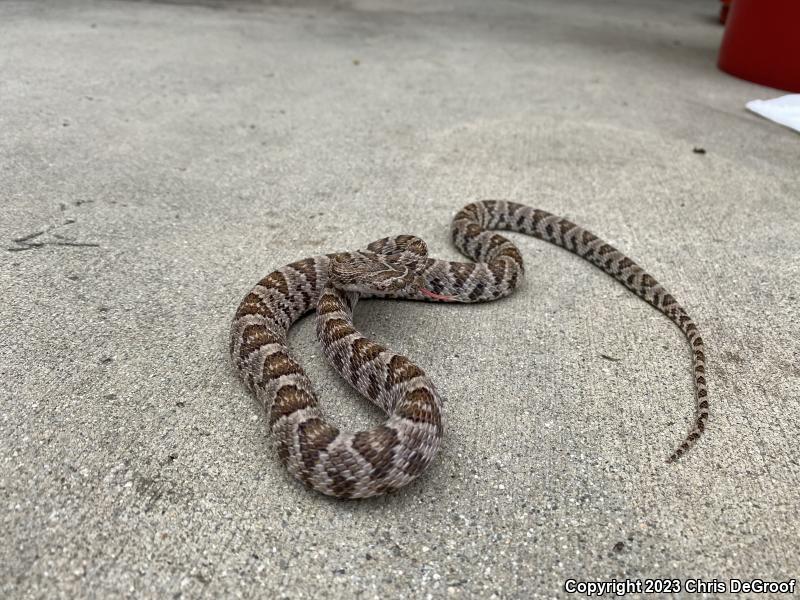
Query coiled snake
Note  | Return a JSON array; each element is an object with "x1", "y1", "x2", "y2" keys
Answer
[{"x1": 230, "y1": 201, "x2": 708, "y2": 498}]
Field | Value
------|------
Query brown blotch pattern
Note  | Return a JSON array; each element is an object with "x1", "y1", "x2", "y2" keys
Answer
[
  {"x1": 239, "y1": 324, "x2": 282, "y2": 359},
  {"x1": 262, "y1": 351, "x2": 303, "y2": 381},
  {"x1": 387, "y1": 355, "x2": 425, "y2": 385},
  {"x1": 323, "y1": 317, "x2": 357, "y2": 341},
  {"x1": 317, "y1": 293, "x2": 341, "y2": 315},
  {"x1": 298, "y1": 418, "x2": 340, "y2": 471},
  {"x1": 288, "y1": 257, "x2": 318, "y2": 287},
  {"x1": 259, "y1": 271, "x2": 290, "y2": 296},
  {"x1": 397, "y1": 388, "x2": 440, "y2": 426},
  {"x1": 497, "y1": 246, "x2": 524, "y2": 267},
  {"x1": 350, "y1": 337, "x2": 385, "y2": 368},
  {"x1": 269, "y1": 385, "x2": 317, "y2": 426},
  {"x1": 352, "y1": 426, "x2": 398, "y2": 477}
]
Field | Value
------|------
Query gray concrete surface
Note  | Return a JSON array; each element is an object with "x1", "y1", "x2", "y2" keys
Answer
[{"x1": 2, "y1": 0, "x2": 799, "y2": 598}]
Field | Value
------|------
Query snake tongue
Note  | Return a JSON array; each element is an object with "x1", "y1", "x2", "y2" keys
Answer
[{"x1": 419, "y1": 287, "x2": 456, "y2": 302}]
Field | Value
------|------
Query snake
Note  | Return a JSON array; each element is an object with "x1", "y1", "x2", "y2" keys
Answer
[{"x1": 229, "y1": 201, "x2": 708, "y2": 498}]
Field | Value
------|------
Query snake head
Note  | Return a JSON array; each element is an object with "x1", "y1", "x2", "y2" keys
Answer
[{"x1": 329, "y1": 235, "x2": 429, "y2": 294}]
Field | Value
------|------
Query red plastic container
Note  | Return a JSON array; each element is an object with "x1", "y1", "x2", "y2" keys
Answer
[{"x1": 718, "y1": 0, "x2": 800, "y2": 93}]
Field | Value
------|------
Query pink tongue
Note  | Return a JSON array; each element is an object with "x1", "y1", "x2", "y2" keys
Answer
[{"x1": 419, "y1": 287, "x2": 455, "y2": 301}]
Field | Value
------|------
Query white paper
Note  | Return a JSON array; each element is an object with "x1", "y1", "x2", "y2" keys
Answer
[{"x1": 746, "y1": 94, "x2": 800, "y2": 133}]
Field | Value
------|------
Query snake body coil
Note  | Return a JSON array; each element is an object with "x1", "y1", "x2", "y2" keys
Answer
[{"x1": 230, "y1": 201, "x2": 708, "y2": 498}]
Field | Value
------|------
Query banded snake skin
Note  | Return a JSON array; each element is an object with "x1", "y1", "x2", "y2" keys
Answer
[{"x1": 230, "y1": 201, "x2": 708, "y2": 498}]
